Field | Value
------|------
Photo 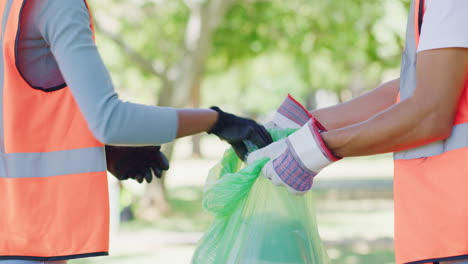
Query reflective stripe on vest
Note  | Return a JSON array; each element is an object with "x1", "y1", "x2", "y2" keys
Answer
[
  {"x1": 0, "y1": 147, "x2": 106, "y2": 179},
  {"x1": 0, "y1": 0, "x2": 109, "y2": 261},
  {"x1": 394, "y1": 0, "x2": 468, "y2": 263}
]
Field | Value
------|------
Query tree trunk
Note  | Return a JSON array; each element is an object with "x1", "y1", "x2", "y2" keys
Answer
[
  {"x1": 192, "y1": 135, "x2": 203, "y2": 158},
  {"x1": 131, "y1": 0, "x2": 236, "y2": 220},
  {"x1": 349, "y1": 62, "x2": 365, "y2": 97},
  {"x1": 296, "y1": 56, "x2": 318, "y2": 110},
  {"x1": 306, "y1": 92, "x2": 317, "y2": 110},
  {"x1": 138, "y1": 173, "x2": 171, "y2": 219},
  {"x1": 137, "y1": 80, "x2": 175, "y2": 219},
  {"x1": 191, "y1": 78, "x2": 203, "y2": 158}
]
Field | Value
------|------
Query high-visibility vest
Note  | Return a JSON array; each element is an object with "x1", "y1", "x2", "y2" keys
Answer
[
  {"x1": 0, "y1": 0, "x2": 109, "y2": 261},
  {"x1": 394, "y1": 0, "x2": 468, "y2": 263}
]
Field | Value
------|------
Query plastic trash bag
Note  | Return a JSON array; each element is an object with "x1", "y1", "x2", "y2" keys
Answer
[{"x1": 192, "y1": 129, "x2": 330, "y2": 264}]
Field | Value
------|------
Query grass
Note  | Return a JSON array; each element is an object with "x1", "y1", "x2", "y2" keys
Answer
[
  {"x1": 73, "y1": 248, "x2": 394, "y2": 264},
  {"x1": 71, "y1": 148, "x2": 398, "y2": 264},
  {"x1": 69, "y1": 128, "x2": 397, "y2": 263},
  {"x1": 71, "y1": 184, "x2": 396, "y2": 264},
  {"x1": 330, "y1": 247, "x2": 395, "y2": 264},
  {"x1": 122, "y1": 186, "x2": 213, "y2": 232}
]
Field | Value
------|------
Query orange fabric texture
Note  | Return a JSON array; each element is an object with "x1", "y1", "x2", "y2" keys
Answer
[
  {"x1": 453, "y1": 82, "x2": 468, "y2": 125},
  {"x1": 0, "y1": 172, "x2": 110, "y2": 257},
  {"x1": 394, "y1": 148, "x2": 468, "y2": 264},
  {"x1": 3, "y1": 0, "x2": 102, "y2": 154},
  {"x1": 413, "y1": 0, "x2": 421, "y2": 47},
  {"x1": 0, "y1": 0, "x2": 109, "y2": 260},
  {"x1": 394, "y1": 0, "x2": 468, "y2": 263}
]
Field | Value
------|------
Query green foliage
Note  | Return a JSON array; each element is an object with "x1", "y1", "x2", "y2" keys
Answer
[
  {"x1": 209, "y1": 0, "x2": 407, "y2": 99},
  {"x1": 97, "y1": 0, "x2": 189, "y2": 65},
  {"x1": 92, "y1": 0, "x2": 409, "y2": 112},
  {"x1": 332, "y1": 248, "x2": 395, "y2": 264}
]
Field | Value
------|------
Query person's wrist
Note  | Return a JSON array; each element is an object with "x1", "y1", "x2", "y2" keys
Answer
[
  {"x1": 320, "y1": 131, "x2": 346, "y2": 159},
  {"x1": 289, "y1": 120, "x2": 340, "y2": 172},
  {"x1": 207, "y1": 107, "x2": 223, "y2": 134},
  {"x1": 268, "y1": 94, "x2": 312, "y2": 129},
  {"x1": 311, "y1": 122, "x2": 341, "y2": 162}
]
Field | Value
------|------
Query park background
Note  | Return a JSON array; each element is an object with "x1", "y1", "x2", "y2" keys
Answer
[{"x1": 73, "y1": 0, "x2": 410, "y2": 263}]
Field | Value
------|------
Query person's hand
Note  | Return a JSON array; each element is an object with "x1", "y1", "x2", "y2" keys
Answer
[
  {"x1": 265, "y1": 94, "x2": 312, "y2": 129},
  {"x1": 265, "y1": 94, "x2": 327, "y2": 130},
  {"x1": 208, "y1": 107, "x2": 273, "y2": 161},
  {"x1": 246, "y1": 119, "x2": 340, "y2": 195},
  {"x1": 105, "y1": 146, "x2": 169, "y2": 183}
]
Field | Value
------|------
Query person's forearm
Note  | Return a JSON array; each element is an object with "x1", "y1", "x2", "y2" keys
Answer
[
  {"x1": 43, "y1": 0, "x2": 184, "y2": 146},
  {"x1": 321, "y1": 48, "x2": 468, "y2": 157},
  {"x1": 176, "y1": 109, "x2": 218, "y2": 138},
  {"x1": 322, "y1": 96, "x2": 451, "y2": 157},
  {"x1": 312, "y1": 79, "x2": 400, "y2": 130}
]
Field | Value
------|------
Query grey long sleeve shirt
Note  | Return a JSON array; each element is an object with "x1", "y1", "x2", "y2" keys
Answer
[{"x1": 17, "y1": 0, "x2": 178, "y2": 145}]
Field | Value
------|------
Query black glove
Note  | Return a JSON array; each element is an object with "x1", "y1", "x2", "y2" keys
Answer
[
  {"x1": 105, "y1": 145, "x2": 170, "y2": 183},
  {"x1": 208, "y1": 106, "x2": 273, "y2": 160}
]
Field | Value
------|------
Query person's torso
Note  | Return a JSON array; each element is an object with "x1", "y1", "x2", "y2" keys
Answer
[
  {"x1": 393, "y1": 1, "x2": 468, "y2": 264},
  {"x1": 17, "y1": 0, "x2": 64, "y2": 90},
  {"x1": 0, "y1": 0, "x2": 109, "y2": 261}
]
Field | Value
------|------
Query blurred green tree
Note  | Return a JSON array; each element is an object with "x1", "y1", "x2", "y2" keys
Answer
[
  {"x1": 90, "y1": 0, "x2": 408, "y2": 218},
  {"x1": 204, "y1": 0, "x2": 407, "y2": 113},
  {"x1": 92, "y1": 0, "x2": 237, "y2": 218}
]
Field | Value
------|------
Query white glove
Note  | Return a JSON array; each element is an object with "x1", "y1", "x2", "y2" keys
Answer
[
  {"x1": 247, "y1": 119, "x2": 340, "y2": 195},
  {"x1": 265, "y1": 94, "x2": 313, "y2": 129}
]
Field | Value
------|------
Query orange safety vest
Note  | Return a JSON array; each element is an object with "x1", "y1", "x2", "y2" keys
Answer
[
  {"x1": 394, "y1": 0, "x2": 468, "y2": 263},
  {"x1": 0, "y1": 0, "x2": 109, "y2": 261}
]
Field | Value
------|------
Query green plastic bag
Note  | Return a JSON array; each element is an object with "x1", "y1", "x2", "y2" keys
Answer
[{"x1": 192, "y1": 129, "x2": 330, "y2": 264}]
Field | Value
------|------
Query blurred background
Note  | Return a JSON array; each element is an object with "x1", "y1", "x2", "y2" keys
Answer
[{"x1": 73, "y1": 0, "x2": 411, "y2": 263}]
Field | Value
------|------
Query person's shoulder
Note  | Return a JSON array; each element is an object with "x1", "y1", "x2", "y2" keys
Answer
[
  {"x1": 36, "y1": 0, "x2": 92, "y2": 44},
  {"x1": 423, "y1": 0, "x2": 468, "y2": 25},
  {"x1": 425, "y1": 0, "x2": 468, "y2": 9},
  {"x1": 39, "y1": 0, "x2": 90, "y2": 24},
  {"x1": 42, "y1": 0, "x2": 89, "y2": 13},
  {"x1": 418, "y1": 0, "x2": 468, "y2": 52}
]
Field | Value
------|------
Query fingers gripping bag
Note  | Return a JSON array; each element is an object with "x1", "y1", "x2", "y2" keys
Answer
[{"x1": 192, "y1": 129, "x2": 330, "y2": 264}]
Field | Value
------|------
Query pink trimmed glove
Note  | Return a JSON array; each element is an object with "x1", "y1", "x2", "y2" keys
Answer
[
  {"x1": 247, "y1": 119, "x2": 340, "y2": 195},
  {"x1": 265, "y1": 94, "x2": 327, "y2": 131}
]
